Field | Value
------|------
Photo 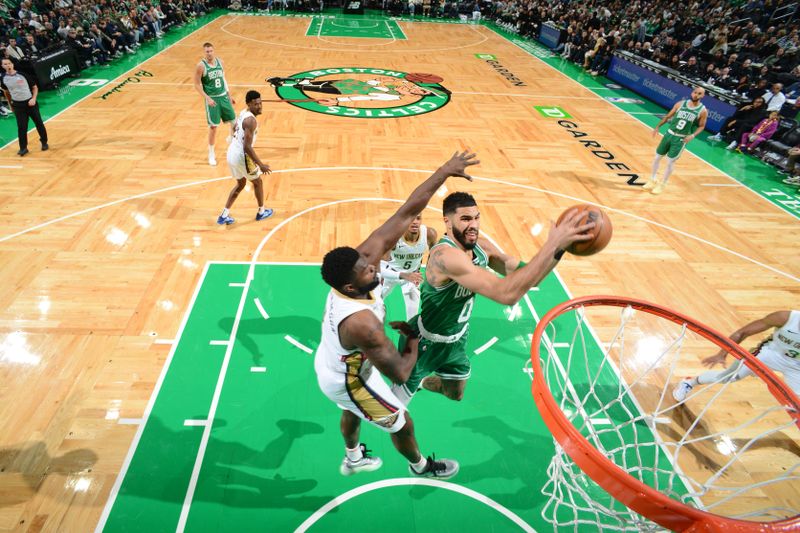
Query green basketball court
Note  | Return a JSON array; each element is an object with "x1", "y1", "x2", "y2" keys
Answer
[
  {"x1": 306, "y1": 16, "x2": 406, "y2": 39},
  {"x1": 96, "y1": 263, "x2": 687, "y2": 532}
]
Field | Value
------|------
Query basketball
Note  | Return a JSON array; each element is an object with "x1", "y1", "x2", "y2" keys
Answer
[
  {"x1": 556, "y1": 204, "x2": 612, "y2": 256},
  {"x1": 406, "y1": 72, "x2": 444, "y2": 84}
]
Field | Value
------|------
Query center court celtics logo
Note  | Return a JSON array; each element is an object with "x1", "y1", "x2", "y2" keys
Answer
[{"x1": 266, "y1": 67, "x2": 451, "y2": 118}]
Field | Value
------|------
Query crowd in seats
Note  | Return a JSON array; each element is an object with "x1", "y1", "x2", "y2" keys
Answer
[{"x1": 0, "y1": 0, "x2": 212, "y2": 114}]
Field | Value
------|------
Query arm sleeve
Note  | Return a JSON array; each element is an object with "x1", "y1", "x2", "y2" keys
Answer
[{"x1": 380, "y1": 260, "x2": 400, "y2": 281}]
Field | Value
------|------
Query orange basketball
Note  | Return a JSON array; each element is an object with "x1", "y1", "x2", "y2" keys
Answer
[
  {"x1": 406, "y1": 72, "x2": 444, "y2": 84},
  {"x1": 556, "y1": 204, "x2": 612, "y2": 256}
]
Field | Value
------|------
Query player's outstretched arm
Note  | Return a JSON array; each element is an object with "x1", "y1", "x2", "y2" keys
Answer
[
  {"x1": 340, "y1": 310, "x2": 419, "y2": 384},
  {"x1": 357, "y1": 151, "x2": 479, "y2": 264},
  {"x1": 702, "y1": 310, "x2": 791, "y2": 367},
  {"x1": 432, "y1": 210, "x2": 594, "y2": 305}
]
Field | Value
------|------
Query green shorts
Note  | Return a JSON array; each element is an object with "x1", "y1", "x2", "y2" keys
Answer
[
  {"x1": 204, "y1": 94, "x2": 235, "y2": 126},
  {"x1": 398, "y1": 315, "x2": 471, "y2": 397},
  {"x1": 656, "y1": 132, "x2": 687, "y2": 159}
]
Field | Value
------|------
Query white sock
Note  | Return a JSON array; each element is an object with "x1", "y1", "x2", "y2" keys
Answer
[
  {"x1": 258, "y1": 206, "x2": 266, "y2": 214},
  {"x1": 410, "y1": 456, "x2": 428, "y2": 473},
  {"x1": 661, "y1": 157, "x2": 676, "y2": 185},
  {"x1": 650, "y1": 155, "x2": 663, "y2": 181},
  {"x1": 345, "y1": 445, "x2": 363, "y2": 461},
  {"x1": 208, "y1": 146, "x2": 215, "y2": 154},
  {"x1": 221, "y1": 208, "x2": 230, "y2": 217}
]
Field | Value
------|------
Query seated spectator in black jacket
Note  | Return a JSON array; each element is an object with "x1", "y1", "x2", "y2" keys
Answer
[
  {"x1": 746, "y1": 79, "x2": 770, "y2": 100},
  {"x1": 679, "y1": 56, "x2": 702, "y2": 78},
  {"x1": 65, "y1": 28, "x2": 93, "y2": 67},
  {"x1": 708, "y1": 96, "x2": 767, "y2": 143},
  {"x1": 712, "y1": 67, "x2": 737, "y2": 90}
]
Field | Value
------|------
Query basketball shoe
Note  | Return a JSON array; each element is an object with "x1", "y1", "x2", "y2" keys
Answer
[
  {"x1": 672, "y1": 378, "x2": 694, "y2": 403},
  {"x1": 409, "y1": 454, "x2": 459, "y2": 480},
  {"x1": 255, "y1": 208, "x2": 274, "y2": 221},
  {"x1": 340, "y1": 443, "x2": 383, "y2": 476},
  {"x1": 651, "y1": 181, "x2": 666, "y2": 195},
  {"x1": 643, "y1": 178, "x2": 656, "y2": 190},
  {"x1": 217, "y1": 214, "x2": 235, "y2": 225}
]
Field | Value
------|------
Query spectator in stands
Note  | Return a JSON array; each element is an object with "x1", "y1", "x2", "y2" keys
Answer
[
  {"x1": 763, "y1": 83, "x2": 786, "y2": 112},
  {"x1": 783, "y1": 146, "x2": 800, "y2": 186},
  {"x1": 708, "y1": 96, "x2": 766, "y2": 144},
  {"x1": 679, "y1": 56, "x2": 701, "y2": 78},
  {"x1": 66, "y1": 28, "x2": 94, "y2": 67},
  {"x1": 5, "y1": 39, "x2": 25, "y2": 62},
  {"x1": 738, "y1": 111, "x2": 780, "y2": 154},
  {"x1": 746, "y1": 78, "x2": 770, "y2": 100}
]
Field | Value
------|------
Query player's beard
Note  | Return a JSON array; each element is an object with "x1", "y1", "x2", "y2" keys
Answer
[
  {"x1": 356, "y1": 276, "x2": 381, "y2": 295},
  {"x1": 452, "y1": 225, "x2": 478, "y2": 250}
]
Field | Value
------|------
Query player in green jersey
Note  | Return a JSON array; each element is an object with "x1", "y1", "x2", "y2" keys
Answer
[
  {"x1": 390, "y1": 192, "x2": 596, "y2": 405},
  {"x1": 646, "y1": 87, "x2": 708, "y2": 195},
  {"x1": 193, "y1": 42, "x2": 236, "y2": 166}
]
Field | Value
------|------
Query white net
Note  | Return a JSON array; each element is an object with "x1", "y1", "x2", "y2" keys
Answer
[{"x1": 529, "y1": 301, "x2": 800, "y2": 532}]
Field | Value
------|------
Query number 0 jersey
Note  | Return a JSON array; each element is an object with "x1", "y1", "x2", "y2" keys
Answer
[{"x1": 418, "y1": 236, "x2": 489, "y2": 339}]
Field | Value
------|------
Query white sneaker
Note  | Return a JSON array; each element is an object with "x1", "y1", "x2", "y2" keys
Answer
[
  {"x1": 409, "y1": 454, "x2": 459, "y2": 480},
  {"x1": 642, "y1": 179, "x2": 656, "y2": 190},
  {"x1": 672, "y1": 378, "x2": 694, "y2": 403},
  {"x1": 709, "y1": 133, "x2": 722, "y2": 142},
  {"x1": 339, "y1": 444, "x2": 382, "y2": 476},
  {"x1": 208, "y1": 154, "x2": 217, "y2": 166},
  {"x1": 651, "y1": 181, "x2": 666, "y2": 195},
  {"x1": 726, "y1": 141, "x2": 737, "y2": 150}
]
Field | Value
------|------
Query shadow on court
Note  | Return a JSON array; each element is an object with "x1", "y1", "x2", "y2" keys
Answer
[
  {"x1": 0, "y1": 442, "x2": 97, "y2": 507},
  {"x1": 121, "y1": 416, "x2": 333, "y2": 510}
]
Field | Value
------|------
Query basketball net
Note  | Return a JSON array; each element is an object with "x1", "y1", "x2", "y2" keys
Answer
[{"x1": 528, "y1": 296, "x2": 800, "y2": 532}]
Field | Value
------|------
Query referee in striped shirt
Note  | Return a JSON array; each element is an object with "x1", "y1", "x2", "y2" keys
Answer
[{"x1": 1, "y1": 58, "x2": 49, "y2": 156}]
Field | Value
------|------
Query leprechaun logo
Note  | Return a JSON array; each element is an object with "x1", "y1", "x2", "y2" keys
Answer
[{"x1": 266, "y1": 67, "x2": 451, "y2": 118}]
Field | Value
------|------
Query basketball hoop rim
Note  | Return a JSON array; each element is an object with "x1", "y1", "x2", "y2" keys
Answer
[{"x1": 530, "y1": 295, "x2": 800, "y2": 533}]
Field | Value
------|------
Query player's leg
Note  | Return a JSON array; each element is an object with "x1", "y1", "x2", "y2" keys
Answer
[
  {"x1": 421, "y1": 375, "x2": 466, "y2": 401},
  {"x1": 218, "y1": 96, "x2": 236, "y2": 142},
  {"x1": 218, "y1": 177, "x2": 246, "y2": 225},
  {"x1": 251, "y1": 176, "x2": 273, "y2": 220},
  {"x1": 421, "y1": 336, "x2": 471, "y2": 401},
  {"x1": 646, "y1": 135, "x2": 670, "y2": 190},
  {"x1": 652, "y1": 137, "x2": 683, "y2": 194},
  {"x1": 673, "y1": 359, "x2": 753, "y2": 402},
  {"x1": 205, "y1": 100, "x2": 221, "y2": 166}
]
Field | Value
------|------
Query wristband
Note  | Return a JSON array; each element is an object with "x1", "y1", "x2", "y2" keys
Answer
[{"x1": 554, "y1": 249, "x2": 565, "y2": 261}]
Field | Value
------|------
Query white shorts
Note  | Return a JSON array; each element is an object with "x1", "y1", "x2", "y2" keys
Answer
[
  {"x1": 740, "y1": 348, "x2": 800, "y2": 394},
  {"x1": 227, "y1": 148, "x2": 260, "y2": 181},
  {"x1": 315, "y1": 362, "x2": 407, "y2": 433}
]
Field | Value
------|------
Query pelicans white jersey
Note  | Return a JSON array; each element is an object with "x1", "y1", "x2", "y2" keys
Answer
[
  {"x1": 226, "y1": 109, "x2": 260, "y2": 180},
  {"x1": 749, "y1": 310, "x2": 800, "y2": 393},
  {"x1": 314, "y1": 288, "x2": 406, "y2": 433},
  {"x1": 388, "y1": 225, "x2": 428, "y2": 273},
  {"x1": 381, "y1": 227, "x2": 428, "y2": 320}
]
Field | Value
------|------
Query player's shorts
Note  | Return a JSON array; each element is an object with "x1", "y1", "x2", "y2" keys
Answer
[
  {"x1": 656, "y1": 131, "x2": 687, "y2": 159},
  {"x1": 393, "y1": 314, "x2": 471, "y2": 404},
  {"x1": 227, "y1": 148, "x2": 260, "y2": 180},
  {"x1": 205, "y1": 94, "x2": 235, "y2": 126},
  {"x1": 734, "y1": 347, "x2": 800, "y2": 394},
  {"x1": 315, "y1": 359, "x2": 407, "y2": 433}
]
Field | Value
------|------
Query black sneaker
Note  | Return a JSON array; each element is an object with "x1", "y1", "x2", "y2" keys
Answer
[
  {"x1": 17, "y1": 148, "x2": 28, "y2": 156},
  {"x1": 340, "y1": 443, "x2": 382, "y2": 476},
  {"x1": 41, "y1": 143, "x2": 49, "y2": 151},
  {"x1": 408, "y1": 454, "x2": 459, "y2": 480}
]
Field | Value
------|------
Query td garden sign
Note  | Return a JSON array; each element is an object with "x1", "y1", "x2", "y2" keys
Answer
[{"x1": 269, "y1": 67, "x2": 451, "y2": 118}]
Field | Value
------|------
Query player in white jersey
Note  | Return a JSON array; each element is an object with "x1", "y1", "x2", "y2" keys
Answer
[
  {"x1": 380, "y1": 214, "x2": 438, "y2": 320},
  {"x1": 316, "y1": 150, "x2": 479, "y2": 479},
  {"x1": 217, "y1": 90, "x2": 274, "y2": 225},
  {"x1": 673, "y1": 310, "x2": 800, "y2": 402}
]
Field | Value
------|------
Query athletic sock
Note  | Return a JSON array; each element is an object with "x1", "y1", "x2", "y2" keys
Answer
[
  {"x1": 258, "y1": 206, "x2": 266, "y2": 214},
  {"x1": 221, "y1": 208, "x2": 230, "y2": 218},
  {"x1": 410, "y1": 456, "x2": 428, "y2": 473},
  {"x1": 345, "y1": 445, "x2": 363, "y2": 462}
]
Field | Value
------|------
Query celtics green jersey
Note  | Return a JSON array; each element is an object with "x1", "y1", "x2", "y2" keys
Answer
[
  {"x1": 668, "y1": 99, "x2": 704, "y2": 136},
  {"x1": 201, "y1": 58, "x2": 227, "y2": 97},
  {"x1": 418, "y1": 236, "x2": 489, "y2": 338}
]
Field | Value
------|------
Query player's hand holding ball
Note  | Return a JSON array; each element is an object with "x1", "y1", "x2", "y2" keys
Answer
[{"x1": 550, "y1": 204, "x2": 613, "y2": 257}]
